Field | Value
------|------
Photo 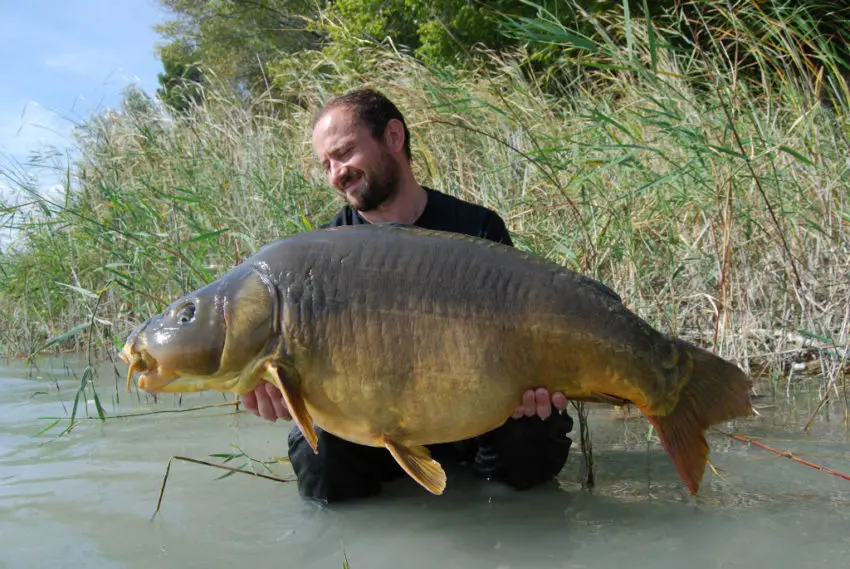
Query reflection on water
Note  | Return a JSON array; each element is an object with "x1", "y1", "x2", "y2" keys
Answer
[{"x1": 1, "y1": 355, "x2": 848, "y2": 569}]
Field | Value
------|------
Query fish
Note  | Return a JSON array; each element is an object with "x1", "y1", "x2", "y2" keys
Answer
[{"x1": 120, "y1": 223, "x2": 754, "y2": 496}]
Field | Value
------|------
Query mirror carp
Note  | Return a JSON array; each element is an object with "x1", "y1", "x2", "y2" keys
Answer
[{"x1": 120, "y1": 224, "x2": 754, "y2": 496}]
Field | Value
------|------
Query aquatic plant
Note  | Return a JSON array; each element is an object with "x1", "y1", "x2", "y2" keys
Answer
[{"x1": 1, "y1": 1, "x2": 847, "y2": 409}]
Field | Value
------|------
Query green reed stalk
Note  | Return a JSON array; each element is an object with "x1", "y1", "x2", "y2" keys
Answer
[{"x1": 0, "y1": 1, "x2": 846, "y2": 403}]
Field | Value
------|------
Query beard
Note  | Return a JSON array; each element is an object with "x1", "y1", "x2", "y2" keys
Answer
[{"x1": 342, "y1": 148, "x2": 400, "y2": 212}]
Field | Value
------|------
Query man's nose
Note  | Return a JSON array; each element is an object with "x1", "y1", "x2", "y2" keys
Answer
[{"x1": 329, "y1": 161, "x2": 347, "y2": 187}]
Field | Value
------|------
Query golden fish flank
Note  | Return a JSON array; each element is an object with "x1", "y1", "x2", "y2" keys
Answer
[{"x1": 120, "y1": 223, "x2": 754, "y2": 496}]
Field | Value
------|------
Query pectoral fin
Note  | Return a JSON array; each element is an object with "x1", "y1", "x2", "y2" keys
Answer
[
  {"x1": 265, "y1": 361, "x2": 318, "y2": 454},
  {"x1": 382, "y1": 436, "x2": 447, "y2": 495}
]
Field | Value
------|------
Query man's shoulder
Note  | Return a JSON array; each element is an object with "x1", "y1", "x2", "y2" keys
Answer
[
  {"x1": 320, "y1": 206, "x2": 365, "y2": 228},
  {"x1": 424, "y1": 187, "x2": 499, "y2": 217},
  {"x1": 421, "y1": 187, "x2": 512, "y2": 245}
]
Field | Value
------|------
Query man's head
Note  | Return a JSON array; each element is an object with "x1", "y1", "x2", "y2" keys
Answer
[{"x1": 311, "y1": 88, "x2": 412, "y2": 212}]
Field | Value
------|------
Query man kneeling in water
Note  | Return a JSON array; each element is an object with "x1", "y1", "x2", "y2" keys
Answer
[{"x1": 241, "y1": 87, "x2": 574, "y2": 503}]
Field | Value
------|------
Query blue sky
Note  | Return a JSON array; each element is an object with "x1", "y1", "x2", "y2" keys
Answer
[{"x1": 0, "y1": 0, "x2": 170, "y2": 199}]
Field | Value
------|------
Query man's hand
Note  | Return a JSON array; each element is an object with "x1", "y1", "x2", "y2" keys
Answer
[
  {"x1": 512, "y1": 388, "x2": 568, "y2": 420},
  {"x1": 240, "y1": 383, "x2": 291, "y2": 422}
]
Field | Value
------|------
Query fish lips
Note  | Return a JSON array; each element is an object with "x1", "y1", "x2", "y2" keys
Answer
[
  {"x1": 119, "y1": 340, "x2": 171, "y2": 393},
  {"x1": 120, "y1": 335, "x2": 232, "y2": 394},
  {"x1": 137, "y1": 367, "x2": 181, "y2": 392}
]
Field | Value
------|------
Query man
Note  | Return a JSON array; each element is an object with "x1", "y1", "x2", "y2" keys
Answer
[{"x1": 241, "y1": 87, "x2": 574, "y2": 503}]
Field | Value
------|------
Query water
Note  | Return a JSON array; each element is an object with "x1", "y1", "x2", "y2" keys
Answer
[{"x1": 1, "y1": 355, "x2": 848, "y2": 569}]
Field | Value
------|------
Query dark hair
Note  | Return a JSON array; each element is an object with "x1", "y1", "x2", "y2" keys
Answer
[{"x1": 313, "y1": 87, "x2": 412, "y2": 161}]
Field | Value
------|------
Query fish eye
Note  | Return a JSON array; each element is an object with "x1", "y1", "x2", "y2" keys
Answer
[{"x1": 176, "y1": 303, "x2": 196, "y2": 324}]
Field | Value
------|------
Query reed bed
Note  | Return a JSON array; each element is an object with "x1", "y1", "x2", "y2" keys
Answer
[{"x1": 1, "y1": 1, "x2": 847, "y2": 412}]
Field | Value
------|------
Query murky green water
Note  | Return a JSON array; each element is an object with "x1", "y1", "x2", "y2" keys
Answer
[{"x1": 2, "y1": 355, "x2": 848, "y2": 569}]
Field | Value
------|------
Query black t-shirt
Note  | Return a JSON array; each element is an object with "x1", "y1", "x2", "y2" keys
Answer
[{"x1": 321, "y1": 187, "x2": 513, "y2": 246}]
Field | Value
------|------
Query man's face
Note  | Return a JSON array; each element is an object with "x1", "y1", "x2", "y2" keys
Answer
[{"x1": 311, "y1": 106, "x2": 400, "y2": 212}]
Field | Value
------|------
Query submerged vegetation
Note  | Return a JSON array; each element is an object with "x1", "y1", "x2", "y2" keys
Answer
[{"x1": 1, "y1": 1, "x2": 848, "y2": 406}]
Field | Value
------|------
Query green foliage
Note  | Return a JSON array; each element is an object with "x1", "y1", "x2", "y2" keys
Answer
[
  {"x1": 321, "y1": 0, "x2": 574, "y2": 67},
  {"x1": 153, "y1": 0, "x2": 326, "y2": 97},
  {"x1": 156, "y1": 40, "x2": 205, "y2": 113},
  {"x1": 2, "y1": 0, "x2": 849, "y2": 378},
  {"x1": 151, "y1": 0, "x2": 850, "y2": 106}
]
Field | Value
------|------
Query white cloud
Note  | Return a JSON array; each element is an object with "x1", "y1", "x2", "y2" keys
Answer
[
  {"x1": 1, "y1": 2, "x2": 167, "y2": 160},
  {"x1": 1, "y1": 2, "x2": 170, "y2": 252},
  {"x1": 0, "y1": 1, "x2": 168, "y2": 218}
]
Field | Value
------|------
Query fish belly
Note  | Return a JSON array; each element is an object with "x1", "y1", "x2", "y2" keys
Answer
[{"x1": 291, "y1": 307, "x2": 636, "y2": 449}]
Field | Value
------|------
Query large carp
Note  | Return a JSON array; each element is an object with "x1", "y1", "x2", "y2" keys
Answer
[{"x1": 120, "y1": 224, "x2": 753, "y2": 496}]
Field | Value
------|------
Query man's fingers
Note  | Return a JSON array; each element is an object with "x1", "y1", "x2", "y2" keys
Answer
[
  {"x1": 535, "y1": 388, "x2": 551, "y2": 420},
  {"x1": 264, "y1": 382, "x2": 292, "y2": 420},
  {"x1": 263, "y1": 382, "x2": 282, "y2": 398},
  {"x1": 552, "y1": 392, "x2": 568, "y2": 410},
  {"x1": 270, "y1": 396, "x2": 291, "y2": 420},
  {"x1": 240, "y1": 389, "x2": 258, "y2": 414},
  {"x1": 263, "y1": 383, "x2": 290, "y2": 420},
  {"x1": 255, "y1": 387, "x2": 277, "y2": 422},
  {"x1": 522, "y1": 389, "x2": 536, "y2": 417}
]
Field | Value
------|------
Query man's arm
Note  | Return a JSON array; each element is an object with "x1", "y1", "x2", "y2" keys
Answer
[{"x1": 481, "y1": 211, "x2": 513, "y2": 246}]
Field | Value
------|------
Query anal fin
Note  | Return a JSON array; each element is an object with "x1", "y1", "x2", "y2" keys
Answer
[
  {"x1": 382, "y1": 436, "x2": 447, "y2": 495},
  {"x1": 265, "y1": 361, "x2": 318, "y2": 454}
]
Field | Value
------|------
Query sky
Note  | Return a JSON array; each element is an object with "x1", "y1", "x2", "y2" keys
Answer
[{"x1": 0, "y1": 0, "x2": 171, "y2": 204}]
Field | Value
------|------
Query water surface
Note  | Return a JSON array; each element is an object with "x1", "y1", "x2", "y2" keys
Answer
[{"x1": 1, "y1": 355, "x2": 848, "y2": 568}]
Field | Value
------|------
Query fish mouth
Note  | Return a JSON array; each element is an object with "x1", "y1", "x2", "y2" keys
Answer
[
  {"x1": 119, "y1": 341, "x2": 235, "y2": 394},
  {"x1": 136, "y1": 369, "x2": 182, "y2": 393},
  {"x1": 119, "y1": 342, "x2": 179, "y2": 393}
]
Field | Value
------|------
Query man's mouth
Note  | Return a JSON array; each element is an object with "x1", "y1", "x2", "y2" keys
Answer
[{"x1": 341, "y1": 172, "x2": 364, "y2": 193}]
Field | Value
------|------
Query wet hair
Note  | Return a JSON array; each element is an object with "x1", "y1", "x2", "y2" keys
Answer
[{"x1": 313, "y1": 87, "x2": 412, "y2": 162}]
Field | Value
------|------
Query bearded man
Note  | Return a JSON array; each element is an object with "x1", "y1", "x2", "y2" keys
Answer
[{"x1": 241, "y1": 88, "x2": 575, "y2": 503}]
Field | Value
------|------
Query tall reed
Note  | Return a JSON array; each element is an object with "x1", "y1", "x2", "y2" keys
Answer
[{"x1": 1, "y1": 1, "x2": 847, "y2": 400}]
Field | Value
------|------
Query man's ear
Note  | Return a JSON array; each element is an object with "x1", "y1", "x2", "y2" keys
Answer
[{"x1": 383, "y1": 119, "x2": 406, "y2": 153}]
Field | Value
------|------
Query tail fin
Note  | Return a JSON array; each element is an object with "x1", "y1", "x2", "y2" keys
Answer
[{"x1": 642, "y1": 339, "x2": 754, "y2": 494}]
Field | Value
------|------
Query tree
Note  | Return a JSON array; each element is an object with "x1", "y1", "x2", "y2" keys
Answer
[
  {"x1": 154, "y1": 0, "x2": 327, "y2": 97},
  {"x1": 156, "y1": 40, "x2": 205, "y2": 113}
]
